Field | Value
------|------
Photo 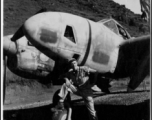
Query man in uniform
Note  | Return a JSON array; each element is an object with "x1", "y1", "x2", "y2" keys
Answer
[{"x1": 54, "y1": 58, "x2": 98, "y2": 120}]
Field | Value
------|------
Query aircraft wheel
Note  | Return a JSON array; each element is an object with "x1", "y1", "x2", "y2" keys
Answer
[{"x1": 52, "y1": 109, "x2": 68, "y2": 120}]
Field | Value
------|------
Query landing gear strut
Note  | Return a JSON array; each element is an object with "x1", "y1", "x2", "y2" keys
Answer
[{"x1": 51, "y1": 89, "x2": 72, "y2": 120}]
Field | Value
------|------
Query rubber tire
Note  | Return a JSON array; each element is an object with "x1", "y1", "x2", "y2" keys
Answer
[{"x1": 52, "y1": 109, "x2": 68, "y2": 120}]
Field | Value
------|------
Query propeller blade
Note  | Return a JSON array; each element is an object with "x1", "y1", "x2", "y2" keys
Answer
[{"x1": 11, "y1": 25, "x2": 24, "y2": 41}]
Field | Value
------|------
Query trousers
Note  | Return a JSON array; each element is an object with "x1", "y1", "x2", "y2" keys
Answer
[{"x1": 58, "y1": 80, "x2": 98, "y2": 120}]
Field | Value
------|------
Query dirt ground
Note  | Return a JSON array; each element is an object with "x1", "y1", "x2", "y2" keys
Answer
[
  {"x1": 4, "y1": 84, "x2": 150, "y2": 120},
  {"x1": 4, "y1": 76, "x2": 150, "y2": 110}
]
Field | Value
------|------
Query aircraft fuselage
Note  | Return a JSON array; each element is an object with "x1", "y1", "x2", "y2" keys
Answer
[{"x1": 24, "y1": 12, "x2": 124, "y2": 73}]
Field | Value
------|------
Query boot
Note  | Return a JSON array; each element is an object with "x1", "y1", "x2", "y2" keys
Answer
[{"x1": 91, "y1": 85, "x2": 101, "y2": 92}]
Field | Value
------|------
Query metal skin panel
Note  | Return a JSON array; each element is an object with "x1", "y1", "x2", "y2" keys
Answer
[
  {"x1": 58, "y1": 13, "x2": 90, "y2": 62},
  {"x1": 40, "y1": 28, "x2": 58, "y2": 44},
  {"x1": 84, "y1": 20, "x2": 123, "y2": 73},
  {"x1": 24, "y1": 12, "x2": 61, "y2": 60},
  {"x1": 24, "y1": 12, "x2": 88, "y2": 62},
  {"x1": 24, "y1": 12, "x2": 124, "y2": 73},
  {"x1": 60, "y1": 13, "x2": 89, "y2": 49}
]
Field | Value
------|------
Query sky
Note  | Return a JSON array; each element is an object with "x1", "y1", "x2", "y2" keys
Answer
[{"x1": 113, "y1": 0, "x2": 142, "y2": 14}]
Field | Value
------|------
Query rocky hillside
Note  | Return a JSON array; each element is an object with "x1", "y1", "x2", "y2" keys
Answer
[{"x1": 4, "y1": 0, "x2": 150, "y2": 37}]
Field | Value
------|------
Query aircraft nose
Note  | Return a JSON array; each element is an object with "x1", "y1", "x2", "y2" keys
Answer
[
  {"x1": 24, "y1": 14, "x2": 58, "y2": 45},
  {"x1": 24, "y1": 13, "x2": 59, "y2": 59},
  {"x1": 24, "y1": 17, "x2": 38, "y2": 41}
]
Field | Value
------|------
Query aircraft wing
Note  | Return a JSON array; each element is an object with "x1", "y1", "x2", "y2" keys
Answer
[
  {"x1": 119, "y1": 35, "x2": 150, "y2": 60},
  {"x1": 114, "y1": 35, "x2": 150, "y2": 90}
]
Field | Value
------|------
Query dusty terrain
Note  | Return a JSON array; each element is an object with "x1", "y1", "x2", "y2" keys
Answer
[{"x1": 3, "y1": 0, "x2": 150, "y2": 120}]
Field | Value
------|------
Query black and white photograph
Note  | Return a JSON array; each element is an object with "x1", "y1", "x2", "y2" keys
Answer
[{"x1": 1, "y1": 0, "x2": 151, "y2": 120}]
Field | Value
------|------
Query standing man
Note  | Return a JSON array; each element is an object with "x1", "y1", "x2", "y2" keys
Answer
[{"x1": 54, "y1": 58, "x2": 98, "y2": 120}]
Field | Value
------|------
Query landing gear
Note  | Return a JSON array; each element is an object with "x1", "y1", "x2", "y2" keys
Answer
[
  {"x1": 52, "y1": 109, "x2": 68, "y2": 120},
  {"x1": 97, "y1": 76, "x2": 111, "y2": 94},
  {"x1": 52, "y1": 89, "x2": 72, "y2": 120}
]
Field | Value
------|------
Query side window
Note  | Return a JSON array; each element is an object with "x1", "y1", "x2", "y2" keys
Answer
[
  {"x1": 117, "y1": 25, "x2": 129, "y2": 40},
  {"x1": 103, "y1": 20, "x2": 119, "y2": 35},
  {"x1": 64, "y1": 25, "x2": 76, "y2": 43}
]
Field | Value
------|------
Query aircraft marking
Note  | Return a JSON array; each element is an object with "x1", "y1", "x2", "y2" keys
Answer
[
  {"x1": 92, "y1": 51, "x2": 109, "y2": 64},
  {"x1": 40, "y1": 28, "x2": 57, "y2": 43}
]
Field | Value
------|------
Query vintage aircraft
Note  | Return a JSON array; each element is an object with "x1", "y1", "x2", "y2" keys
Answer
[
  {"x1": 3, "y1": 15, "x2": 132, "y2": 85},
  {"x1": 3, "y1": 11, "x2": 149, "y2": 94}
]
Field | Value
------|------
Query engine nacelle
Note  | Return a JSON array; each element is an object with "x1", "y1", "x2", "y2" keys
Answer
[{"x1": 4, "y1": 35, "x2": 55, "y2": 79}]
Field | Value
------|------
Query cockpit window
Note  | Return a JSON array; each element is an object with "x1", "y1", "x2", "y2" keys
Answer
[
  {"x1": 64, "y1": 25, "x2": 76, "y2": 43},
  {"x1": 99, "y1": 18, "x2": 131, "y2": 40},
  {"x1": 117, "y1": 25, "x2": 130, "y2": 40},
  {"x1": 103, "y1": 20, "x2": 119, "y2": 35}
]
